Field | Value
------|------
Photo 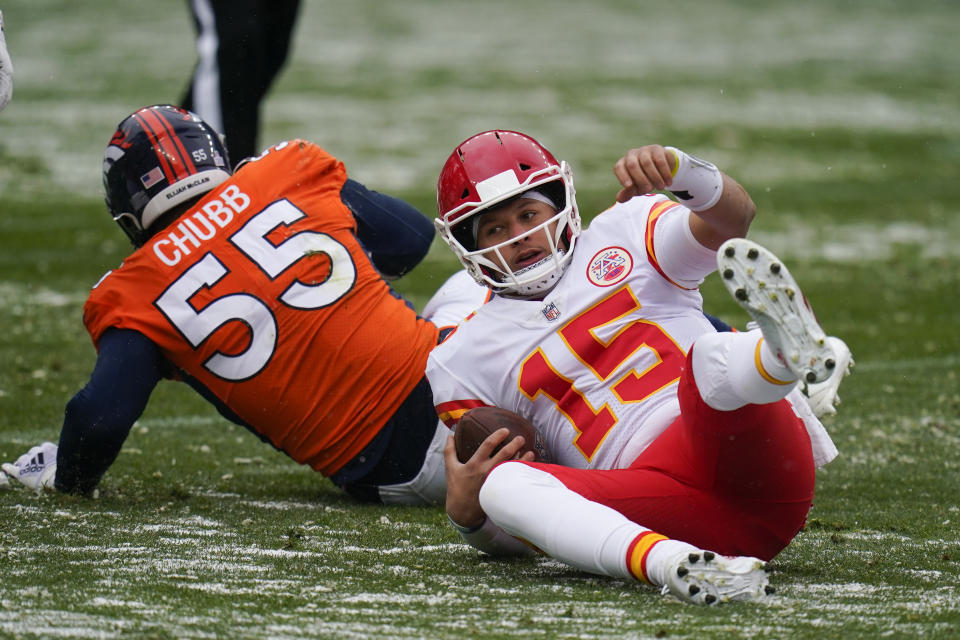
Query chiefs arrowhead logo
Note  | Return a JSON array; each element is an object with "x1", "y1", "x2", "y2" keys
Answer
[{"x1": 586, "y1": 246, "x2": 633, "y2": 287}]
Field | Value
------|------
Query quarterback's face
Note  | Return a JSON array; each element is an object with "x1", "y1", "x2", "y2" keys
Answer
[{"x1": 475, "y1": 198, "x2": 559, "y2": 271}]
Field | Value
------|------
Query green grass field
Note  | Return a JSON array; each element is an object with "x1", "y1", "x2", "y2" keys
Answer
[{"x1": 1, "y1": 0, "x2": 958, "y2": 638}]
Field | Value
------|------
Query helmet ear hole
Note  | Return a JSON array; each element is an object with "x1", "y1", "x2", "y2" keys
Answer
[
  {"x1": 113, "y1": 212, "x2": 147, "y2": 247},
  {"x1": 452, "y1": 221, "x2": 476, "y2": 252}
]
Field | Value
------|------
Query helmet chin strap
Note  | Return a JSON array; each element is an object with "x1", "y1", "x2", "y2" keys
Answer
[{"x1": 496, "y1": 252, "x2": 568, "y2": 299}]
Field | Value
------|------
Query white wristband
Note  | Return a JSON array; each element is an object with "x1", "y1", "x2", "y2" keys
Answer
[{"x1": 665, "y1": 147, "x2": 723, "y2": 211}]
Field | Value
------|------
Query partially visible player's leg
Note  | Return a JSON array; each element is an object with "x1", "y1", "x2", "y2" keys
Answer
[
  {"x1": 523, "y1": 398, "x2": 814, "y2": 562},
  {"x1": 0, "y1": 10, "x2": 12, "y2": 112},
  {"x1": 375, "y1": 420, "x2": 447, "y2": 505},
  {"x1": 674, "y1": 353, "x2": 818, "y2": 552},
  {"x1": 615, "y1": 239, "x2": 839, "y2": 556},
  {"x1": 183, "y1": 0, "x2": 300, "y2": 164},
  {"x1": 479, "y1": 461, "x2": 772, "y2": 605},
  {"x1": 336, "y1": 377, "x2": 446, "y2": 505}
]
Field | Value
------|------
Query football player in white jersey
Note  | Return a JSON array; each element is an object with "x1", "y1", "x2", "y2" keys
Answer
[{"x1": 425, "y1": 130, "x2": 850, "y2": 605}]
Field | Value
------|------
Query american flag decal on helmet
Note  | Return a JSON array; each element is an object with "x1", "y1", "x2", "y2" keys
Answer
[{"x1": 140, "y1": 166, "x2": 164, "y2": 189}]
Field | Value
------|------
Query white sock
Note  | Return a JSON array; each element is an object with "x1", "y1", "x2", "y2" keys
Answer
[
  {"x1": 480, "y1": 462, "x2": 697, "y2": 586},
  {"x1": 693, "y1": 329, "x2": 797, "y2": 410},
  {"x1": 642, "y1": 538, "x2": 702, "y2": 587}
]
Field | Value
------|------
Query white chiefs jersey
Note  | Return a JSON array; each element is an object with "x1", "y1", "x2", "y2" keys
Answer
[{"x1": 427, "y1": 195, "x2": 721, "y2": 470}]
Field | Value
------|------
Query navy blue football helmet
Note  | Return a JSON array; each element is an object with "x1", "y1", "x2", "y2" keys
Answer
[{"x1": 103, "y1": 105, "x2": 231, "y2": 246}]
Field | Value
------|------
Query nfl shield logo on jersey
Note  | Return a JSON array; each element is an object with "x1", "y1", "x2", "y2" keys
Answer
[
  {"x1": 587, "y1": 247, "x2": 633, "y2": 287},
  {"x1": 541, "y1": 302, "x2": 561, "y2": 322}
]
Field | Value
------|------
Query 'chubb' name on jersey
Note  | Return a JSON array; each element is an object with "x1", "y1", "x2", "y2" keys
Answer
[{"x1": 152, "y1": 185, "x2": 251, "y2": 267}]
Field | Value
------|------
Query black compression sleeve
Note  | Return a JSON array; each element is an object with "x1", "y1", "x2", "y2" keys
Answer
[{"x1": 55, "y1": 329, "x2": 163, "y2": 495}]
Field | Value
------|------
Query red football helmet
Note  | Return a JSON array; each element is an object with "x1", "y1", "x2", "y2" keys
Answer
[{"x1": 435, "y1": 130, "x2": 581, "y2": 297}]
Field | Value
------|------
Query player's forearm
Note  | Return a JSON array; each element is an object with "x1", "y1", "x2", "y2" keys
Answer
[
  {"x1": 54, "y1": 329, "x2": 162, "y2": 494},
  {"x1": 55, "y1": 388, "x2": 134, "y2": 495},
  {"x1": 687, "y1": 174, "x2": 755, "y2": 249},
  {"x1": 449, "y1": 515, "x2": 537, "y2": 557}
]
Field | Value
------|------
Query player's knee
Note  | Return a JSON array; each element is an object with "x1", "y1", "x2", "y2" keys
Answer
[
  {"x1": 479, "y1": 461, "x2": 529, "y2": 516},
  {"x1": 479, "y1": 461, "x2": 559, "y2": 521}
]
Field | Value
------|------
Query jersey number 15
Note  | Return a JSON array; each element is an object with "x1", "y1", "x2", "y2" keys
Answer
[{"x1": 518, "y1": 286, "x2": 685, "y2": 461}]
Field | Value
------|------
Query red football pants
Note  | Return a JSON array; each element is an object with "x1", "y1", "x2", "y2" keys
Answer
[{"x1": 532, "y1": 348, "x2": 816, "y2": 561}]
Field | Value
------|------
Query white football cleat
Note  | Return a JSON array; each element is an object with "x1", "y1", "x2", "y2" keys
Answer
[
  {"x1": 661, "y1": 550, "x2": 773, "y2": 605},
  {"x1": 802, "y1": 336, "x2": 854, "y2": 417},
  {"x1": 717, "y1": 238, "x2": 838, "y2": 385}
]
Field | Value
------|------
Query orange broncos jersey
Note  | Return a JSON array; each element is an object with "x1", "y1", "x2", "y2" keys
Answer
[{"x1": 83, "y1": 140, "x2": 438, "y2": 476}]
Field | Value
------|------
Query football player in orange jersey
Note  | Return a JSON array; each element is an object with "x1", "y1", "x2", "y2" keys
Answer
[{"x1": 1, "y1": 105, "x2": 450, "y2": 505}]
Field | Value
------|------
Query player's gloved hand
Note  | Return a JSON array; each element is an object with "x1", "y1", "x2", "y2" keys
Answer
[{"x1": 2, "y1": 442, "x2": 58, "y2": 492}]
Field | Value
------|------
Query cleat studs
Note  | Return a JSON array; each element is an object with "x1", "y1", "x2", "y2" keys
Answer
[
  {"x1": 705, "y1": 594, "x2": 717, "y2": 605},
  {"x1": 688, "y1": 585, "x2": 701, "y2": 596},
  {"x1": 770, "y1": 263, "x2": 781, "y2": 274},
  {"x1": 757, "y1": 281, "x2": 766, "y2": 289},
  {"x1": 770, "y1": 293, "x2": 778, "y2": 301},
  {"x1": 723, "y1": 268, "x2": 734, "y2": 279},
  {"x1": 786, "y1": 289, "x2": 795, "y2": 300},
  {"x1": 677, "y1": 566, "x2": 689, "y2": 578},
  {"x1": 724, "y1": 246, "x2": 735, "y2": 257},
  {"x1": 703, "y1": 552, "x2": 715, "y2": 562},
  {"x1": 747, "y1": 248, "x2": 759, "y2": 260},
  {"x1": 765, "y1": 586, "x2": 776, "y2": 595},
  {"x1": 735, "y1": 288, "x2": 748, "y2": 301},
  {"x1": 688, "y1": 553, "x2": 701, "y2": 564},
  {"x1": 825, "y1": 359, "x2": 836, "y2": 369},
  {"x1": 806, "y1": 371, "x2": 817, "y2": 383}
]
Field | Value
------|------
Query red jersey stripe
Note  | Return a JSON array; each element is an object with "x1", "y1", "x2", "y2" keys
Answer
[{"x1": 435, "y1": 399, "x2": 488, "y2": 428}]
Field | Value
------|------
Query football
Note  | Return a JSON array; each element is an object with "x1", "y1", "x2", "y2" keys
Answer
[{"x1": 454, "y1": 406, "x2": 551, "y2": 464}]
